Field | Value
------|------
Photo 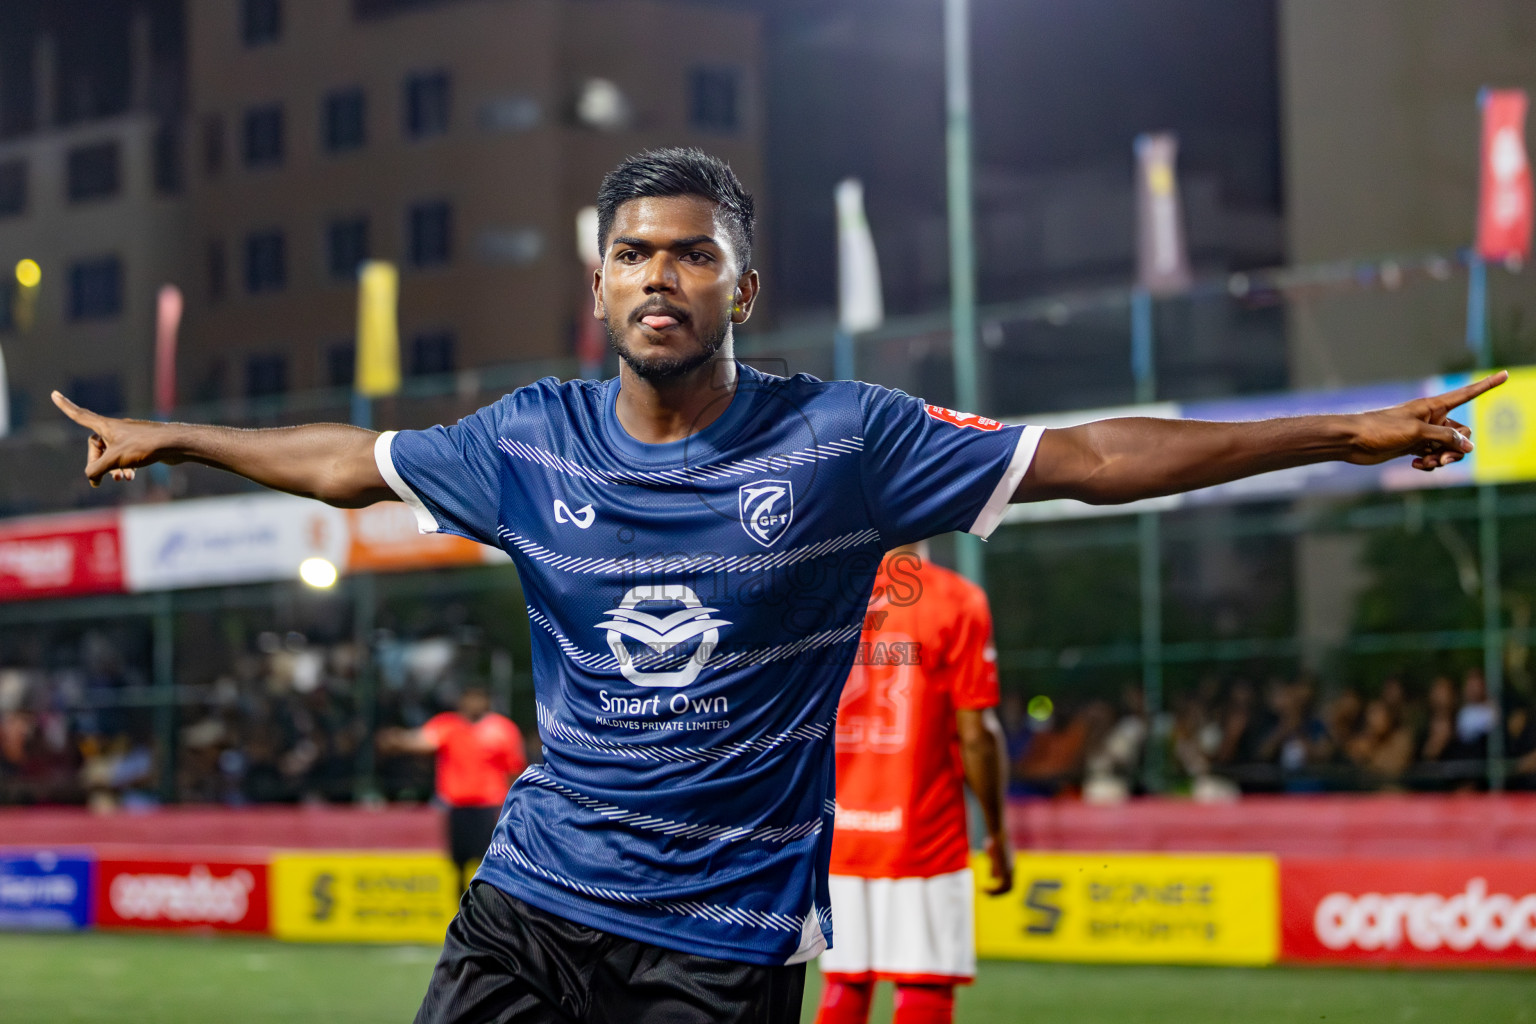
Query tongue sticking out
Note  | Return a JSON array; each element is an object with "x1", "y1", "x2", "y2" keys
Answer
[{"x1": 641, "y1": 315, "x2": 679, "y2": 330}]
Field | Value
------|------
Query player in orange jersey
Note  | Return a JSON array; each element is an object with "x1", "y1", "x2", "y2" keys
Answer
[
  {"x1": 380, "y1": 684, "x2": 528, "y2": 891},
  {"x1": 815, "y1": 542, "x2": 1012, "y2": 1024}
]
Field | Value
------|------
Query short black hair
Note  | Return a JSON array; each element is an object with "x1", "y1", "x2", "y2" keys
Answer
[{"x1": 595, "y1": 148, "x2": 755, "y2": 273}]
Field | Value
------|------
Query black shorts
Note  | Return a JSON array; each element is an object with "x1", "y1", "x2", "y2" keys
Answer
[
  {"x1": 447, "y1": 805, "x2": 502, "y2": 868},
  {"x1": 414, "y1": 881, "x2": 806, "y2": 1024}
]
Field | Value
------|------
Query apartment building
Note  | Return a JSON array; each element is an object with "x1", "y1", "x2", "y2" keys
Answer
[
  {"x1": 0, "y1": 15, "x2": 186, "y2": 427},
  {"x1": 183, "y1": 0, "x2": 765, "y2": 403}
]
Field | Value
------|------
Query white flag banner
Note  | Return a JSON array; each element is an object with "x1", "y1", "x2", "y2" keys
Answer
[
  {"x1": 836, "y1": 178, "x2": 884, "y2": 334},
  {"x1": 1135, "y1": 132, "x2": 1192, "y2": 295}
]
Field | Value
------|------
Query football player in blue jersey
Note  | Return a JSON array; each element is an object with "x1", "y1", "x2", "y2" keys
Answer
[{"x1": 53, "y1": 148, "x2": 1503, "y2": 1023}]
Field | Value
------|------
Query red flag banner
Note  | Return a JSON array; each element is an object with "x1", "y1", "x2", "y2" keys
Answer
[
  {"x1": 154, "y1": 285, "x2": 182, "y2": 418},
  {"x1": 1476, "y1": 89, "x2": 1533, "y2": 262}
]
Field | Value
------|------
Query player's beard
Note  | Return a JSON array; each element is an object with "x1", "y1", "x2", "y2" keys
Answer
[{"x1": 606, "y1": 306, "x2": 730, "y2": 381}]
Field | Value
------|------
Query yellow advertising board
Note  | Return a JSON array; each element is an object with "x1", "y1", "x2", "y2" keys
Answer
[
  {"x1": 1470, "y1": 365, "x2": 1536, "y2": 484},
  {"x1": 271, "y1": 852, "x2": 459, "y2": 943},
  {"x1": 974, "y1": 851, "x2": 1278, "y2": 966}
]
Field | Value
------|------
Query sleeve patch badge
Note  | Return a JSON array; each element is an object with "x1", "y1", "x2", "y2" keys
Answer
[{"x1": 925, "y1": 404, "x2": 1003, "y2": 431}]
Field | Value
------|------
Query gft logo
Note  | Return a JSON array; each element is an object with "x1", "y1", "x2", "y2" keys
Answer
[
  {"x1": 738, "y1": 479, "x2": 793, "y2": 547},
  {"x1": 596, "y1": 584, "x2": 731, "y2": 688}
]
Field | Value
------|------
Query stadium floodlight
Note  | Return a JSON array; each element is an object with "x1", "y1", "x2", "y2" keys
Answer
[
  {"x1": 574, "y1": 78, "x2": 632, "y2": 131},
  {"x1": 298, "y1": 557, "x2": 339, "y2": 589}
]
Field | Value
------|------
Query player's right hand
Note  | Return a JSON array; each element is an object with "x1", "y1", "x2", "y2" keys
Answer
[
  {"x1": 984, "y1": 834, "x2": 1014, "y2": 896},
  {"x1": 51, "y1": 391, "x2": 171, "y2": 486}
]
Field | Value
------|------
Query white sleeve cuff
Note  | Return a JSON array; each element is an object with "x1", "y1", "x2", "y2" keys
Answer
[
  {"x1": 374, "y1": 430, "x2": 440, "y2": 534},
  {"x1": 967, "y1": 425, "x2": 1045, "y2": 540}
]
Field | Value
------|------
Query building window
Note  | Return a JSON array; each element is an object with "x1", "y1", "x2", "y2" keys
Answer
[
  {"x1": 408, "y1": 201, "x2": 452, "y2": 267},
  {"x1": 327, "y1": 217, "x2": 369, "y2": 279},
  {"x1": 0, "y1": 160, "x2": 26, "y2": 217},
  {"x1": 67, "y1": 142, "x2": 121, "y2": 202},
  {"x1": 410, "y1": 331, "x2": 456, "y2": 376},
  {"x1": 325, "y1": 340, "x2": 355, "y2": 388},
  {"x1": 243, "y1": 104, "x2": 284, "y2": 168},
  {"x1": 243, "y1": 0, "x2": 282, "y2": 46},
  {"x1": 323, "y1": 89, "x2": 367, "y2": 152},
  {"x1": 245, "y1": 231, "x2": 286, "y2": 292},
  {"x1": 405, "y1": 71, "x2": 451, "y2": 138},
  {"x1": 153, "y1": 124, "x2": 183, "y2": 195},
  {"x1": 202, "y1": 115, "x2": 225, "y2": 177},
  {"x1": 68, "y1": 257, "x2": 123, "y2": 320},
  {"x1": 207, "y1": 240, "x2": 227, "y2": 301},
  {"x1": 69, "y1": 375, "x2": 124, "y2": 417},
  {"x1": 689, "y1": 67, "x2": 740, "y2": 133},
  {"x1": 245, "y1": 353, "x2": 288, "y2": 398}
]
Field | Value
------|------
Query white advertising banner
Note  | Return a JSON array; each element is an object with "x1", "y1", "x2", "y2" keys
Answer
[{"x1": 121, "y1": 494, "x2": 349, "y2": 592}]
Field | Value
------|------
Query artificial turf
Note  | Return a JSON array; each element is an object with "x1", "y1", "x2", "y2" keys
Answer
[{"x1": 2, "y1": 931, "x2": 1533, "y2": 1023}]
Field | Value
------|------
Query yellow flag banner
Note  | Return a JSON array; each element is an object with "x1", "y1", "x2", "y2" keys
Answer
[{"x1": 355, "y1": 260, "x2": 400, "y2": 398}]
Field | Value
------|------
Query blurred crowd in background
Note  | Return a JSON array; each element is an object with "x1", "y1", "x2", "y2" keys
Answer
[
  {"x1": 1004, "y1": 670, "x2": 1536, "y2": 802},
  {"x1": 0, "y1": 628, "x2": 493, "y2": 809},
  {"x1": 4, "y1": 623, "x2": 1535, "y2": 808}
]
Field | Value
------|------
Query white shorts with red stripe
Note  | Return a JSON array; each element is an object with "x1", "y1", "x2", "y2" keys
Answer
[{"x1": 819, "y1": 868, "x2": 975, "y2": 984}]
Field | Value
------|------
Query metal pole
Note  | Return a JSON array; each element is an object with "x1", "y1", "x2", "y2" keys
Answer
[
  {"x1": 834, "y1": 328, "x2": 855, "y2": 382},
  {"x1": 350, "y1": 392, "x2": 378, "y2": 801},
  {"x1": 945, "y1": 0, "x2": 984, "y2": 586},
  {"x1": 1480, "y1": 483, "x2": 1505, "y2": 790},
  {"x1": 1131, "y1": 288, "x2": 1156, "y2": 401},
  {"x1": 1466, "y1": 256, "x2": 1490, "y2": 366},
  {"x1": 353, "y1": 572, "x2": 378, "y2": 802},
  {"x1": 152, "y1": 592, "x2": 176, "y2": 804},
  {"x1": 1467, "y1": 253, "x2": 1504, "y2": 789},
  {"x1": 1131, "y1": 286, "x2": 1164, "y2": 791}
]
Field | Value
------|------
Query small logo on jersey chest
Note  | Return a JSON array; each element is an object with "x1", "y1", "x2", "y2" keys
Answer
[
  {"x1": 738, "y1": 479, "x2": 793, "y2": 547},
  {"x1": 553, "y1": 499, "x2": 594, "y2": 529}
]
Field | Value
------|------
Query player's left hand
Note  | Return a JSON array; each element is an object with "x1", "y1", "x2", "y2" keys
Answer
[
  {"x1": 1345, "y1": 371, "x2": 1507, "y2": 472},
  {"x1": 983, "y1": 834, "x2": 1014, "y2": 896}
]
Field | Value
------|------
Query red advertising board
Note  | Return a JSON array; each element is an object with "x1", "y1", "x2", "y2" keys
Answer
[
  {"x1": 95, "y1": 857, "x2": 270, "y2": 933},
  {"x1": 0, "y1": 512, "x2": 123, "y2": 602},
  {"x1": 1282, "y1": 858, "x2": 1536, "y2": 965}
]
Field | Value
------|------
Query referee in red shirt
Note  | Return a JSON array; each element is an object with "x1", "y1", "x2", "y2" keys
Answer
[{"x1": 380, "y1": 684, "x2": 528, "y2": 890}]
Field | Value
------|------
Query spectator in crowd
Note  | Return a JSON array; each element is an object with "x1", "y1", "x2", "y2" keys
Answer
[
  {"x1": 1012, "y1": 699, "x2": 1096, "y2": 797},
  {"x1": 1214, "y1": 679, "x2": 1267, "y2": 771},
  {"x1": 1083, "y1": 685, "x2": 1148, "y2": 804},
  {"x1": 1419, "y1": 675, "x2": 1459, "y2": 767},
  {"x1": 1256, "y1": 676, "x2": 1328, "y2": 791},
  {"x1": 1507, "y1": 702, "x2": 1536, "y2": 790},
  {"x1": 998, "y1": 691, "x2": 1033, "y2": 798},
  {"x1": 1345, "y1": 699, "x2": 1415, "y2": 788},
  {"x1": 1319, "y1": 687, "x2": 1364, "y2": 767},
  {"x1": 1455, "y1": 668, "x2": 1497, "y2": 762},
  {"x1": 1379, "y1": 676, "x2": 1408, "y2": 723}
]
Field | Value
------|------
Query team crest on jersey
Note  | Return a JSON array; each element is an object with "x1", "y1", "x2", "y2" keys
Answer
[
  {"x1": 596, "y1": 584, "x2": 730, "y2": 688},
  {"x1": 925, "y1": 404, "x2": 1002, "y2": 431},
  {"x1": 738, "y1": 479, "x2": 794, "y2": 548}
]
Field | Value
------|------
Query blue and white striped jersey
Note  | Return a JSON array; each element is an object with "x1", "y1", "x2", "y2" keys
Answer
[{"x1": 376, "y1": 363, "x2": 1042, "y2": 965}]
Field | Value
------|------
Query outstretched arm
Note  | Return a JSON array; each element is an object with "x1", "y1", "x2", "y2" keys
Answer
[
  {"x1": 51, "y1": 391, "x2": 394, "y2": 508},
  {"x1": 1015, "y1": 372, "x2": 1507, "y2": 505}
]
